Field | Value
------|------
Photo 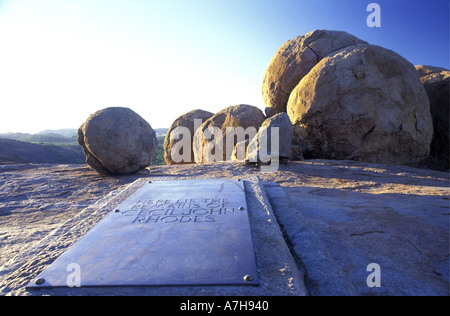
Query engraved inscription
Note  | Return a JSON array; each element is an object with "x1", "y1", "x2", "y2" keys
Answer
[{"x1": 120, "y1": 198, "x2": 242, "y2": 224}]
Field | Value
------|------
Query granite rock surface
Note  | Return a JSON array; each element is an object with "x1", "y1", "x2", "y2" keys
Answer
[{"x1": 0, "y1": 161, "x2": 448, "y2": 296}]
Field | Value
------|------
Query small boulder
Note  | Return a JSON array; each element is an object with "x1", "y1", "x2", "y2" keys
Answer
[
  {"x1": 193, "y1": 104, "x2": 266, "y2": 163},
  {"x1": 164, "y1": 109, "x2": 214, "y2": 164},
  {"x1": 231, "y1": 139, "x2": 250, "y2": 163},
  {"x1": 287, "y1": 44, "x2": 433, "y2": 166},
  {"x1": 78, "y1": 107, "x2": 157, "y2": 175},
  {"x1": 416, "y1": 65, "x2": 450, "y2": 170},
  {"x1": 262, "y1": 30, "x2": 367, "y2": 116},
  {"x1": 246, "y1": 112, "x2": 293, "y2": 163}
]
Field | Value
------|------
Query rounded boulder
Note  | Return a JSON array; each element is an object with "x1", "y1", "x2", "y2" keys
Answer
[
  {"x1": 78, "y1": 107, "x2": 157, "y2": 175},
  {"x1": 164, "y1": 109, "x2": 214, "y2": 164},
  {"x1": 416, "y1": 65, "x2": 450, "y2": 170},
  {"x1": 262, "y1": 30, "x2": 367, "y2": 116},
  {"x1": 193, "y1": 104, "x2": 266, "y2": 163}
]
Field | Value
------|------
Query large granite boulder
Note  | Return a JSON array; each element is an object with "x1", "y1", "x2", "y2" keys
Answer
[
  {"x1": 164, "y1": 109, "x2": 214, "y2": 164},
  {"x1": 262, "y1": 30, "x2": 367, "y2": 117},
  {"x1": 193, "y1": 104, "x2": 266, "y2": 163},
  {"x1": 287, "y1": 44, "x2": 433, "y2": 166},
  {"x1": 415, "y1": 65, "x2": 450, "y2": 171},
  {"x1": 78, "y1": 107, "x2": 157, "y2": 175}
]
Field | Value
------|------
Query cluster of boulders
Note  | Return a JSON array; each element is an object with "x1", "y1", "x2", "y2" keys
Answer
[
  {"x1": 77, "y1": 30, "x2": 449, "y2": 175},
  {"x1": 263, "y1": 30, "x2": 440, "y2": 167},
  {"x1": 164, "y1": 104, "x2": 291, "y2": 165},
  {"x1": 163, "y1": 30, "x2": 447, "y2": 170}
]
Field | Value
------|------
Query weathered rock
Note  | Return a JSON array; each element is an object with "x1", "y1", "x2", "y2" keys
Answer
[
  {"x1": 164, "y1": 109, "x2": 213, "y2": 164},
  {"x1": 415, "y1": 65, "x2": 449, "y2": 77},
  {"x1": 287, "y1": 44, "x2": 433, "y2": 166},
  {"x1": 78, "y1": 107, "x2": 157, "y2": 175},
  {"x1": 415, "y1": 65, "x2": 450, "y2": 171},
  {"x1": 246, "y1": 112, "x2": 293, "y2": 163},
  {"x1": 262, "y1": 30, "x2": 367, "y2": 116},
  {"x1": 193, "y1": 104, "x2": 266, "y2": 163}
]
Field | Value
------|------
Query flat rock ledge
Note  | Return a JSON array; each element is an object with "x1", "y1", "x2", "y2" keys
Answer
[{"x1": 0, "y1": 161, "x2": 448, "y2": 296}]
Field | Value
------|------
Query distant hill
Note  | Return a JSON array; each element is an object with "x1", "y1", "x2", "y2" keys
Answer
[
  {"x1": 0, "y1": 132, "x2": 77, "y2": 144},
  {"x1": 0, "y1": 139, "x2": 85, "y2": 164},
  {"x1": 154, "y1": 128, "x2": 168, "y2": 136},
  {"x1": 0, "y1": 129, "x2": 84, "y2": 164},
  {"x1": 37, "y1": 128, "x2": 78, "y2": 138}
]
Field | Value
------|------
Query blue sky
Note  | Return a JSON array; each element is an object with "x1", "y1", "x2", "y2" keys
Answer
[{"x1": 0, "y1": 0, "x2": 448, "y2": 133}]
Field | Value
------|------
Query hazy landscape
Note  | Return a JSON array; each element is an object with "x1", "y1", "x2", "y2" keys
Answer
[{"x1": 0, "y1": 128, "x2": 168, "y2": 166}]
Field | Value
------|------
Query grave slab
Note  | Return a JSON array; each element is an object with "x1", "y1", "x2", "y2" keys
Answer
[
  {"x1": 19, "y1": 176, "x2": 306, "y2": 296},
  {"x1": 27, "y1": 180, "x2": 259, "y2": 288}
]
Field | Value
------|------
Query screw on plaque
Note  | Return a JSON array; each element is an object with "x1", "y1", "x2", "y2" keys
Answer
[
  {"x1": 238, "y1": 206, "x2": 245, "y2": 211},
  {"x1": 115, "y1": 209, "x2": 120, "y2": 213},
  {"x1": 243, "y1": 275, "x2": 253, "y2": 282},
  {"x1": 34, "y1": 278, "x2": 45, "y2": 285}
]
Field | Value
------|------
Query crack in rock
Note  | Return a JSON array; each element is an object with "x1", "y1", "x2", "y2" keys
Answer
[{"x1": 349, "y1": 231, "x2": 385, "y2": 237}]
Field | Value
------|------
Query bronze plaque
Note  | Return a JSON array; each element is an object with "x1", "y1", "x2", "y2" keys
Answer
[{"x1": 27, "y1": 179, "x2": 259, "y2": 288}]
